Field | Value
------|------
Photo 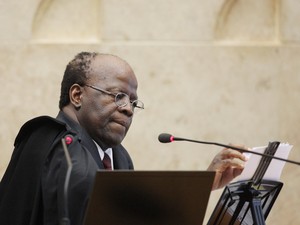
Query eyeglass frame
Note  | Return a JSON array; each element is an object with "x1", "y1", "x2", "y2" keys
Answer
[{"x1": 84, "y1": 84, "x2": 144, "y2": 113}]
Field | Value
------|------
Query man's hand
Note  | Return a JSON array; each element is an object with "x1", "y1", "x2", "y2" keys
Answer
[{"x1": 207, "y1": 146, "x2": 248, "y2": 190}]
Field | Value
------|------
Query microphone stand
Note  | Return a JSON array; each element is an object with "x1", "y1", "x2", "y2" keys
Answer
[
  {"x1": 208, "y1": 141, "x2": 284, "y2": 225},
  {"x1": 60, "y1": 138, "x2": 73, "y2": 225}
]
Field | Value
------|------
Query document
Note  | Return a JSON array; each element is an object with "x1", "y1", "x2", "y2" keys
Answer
[{"x1": 237, "y1": 143, "x2": 293, "y2": 182}]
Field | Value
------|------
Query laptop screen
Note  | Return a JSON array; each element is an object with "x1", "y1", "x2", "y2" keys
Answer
[{"x1": 83, "y1": 171, "x2": 215, "y2": 225}]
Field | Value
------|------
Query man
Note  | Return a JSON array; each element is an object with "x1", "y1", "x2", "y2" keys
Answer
[{"x1": 0, "y1": 52, "x2": 246, "y2": 225}]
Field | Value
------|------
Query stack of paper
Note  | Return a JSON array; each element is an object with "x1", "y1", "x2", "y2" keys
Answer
[{"x1": 237, "y1": 143, "x2": 293, "y2": 182}]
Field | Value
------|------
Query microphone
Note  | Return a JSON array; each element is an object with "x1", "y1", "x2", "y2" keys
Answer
[
  {"x1": 158, "y1": 133, "x2": 187, "y2": 143},
  {"x1": 158, "y1": 133, "x2": 300, "y2": 166}
]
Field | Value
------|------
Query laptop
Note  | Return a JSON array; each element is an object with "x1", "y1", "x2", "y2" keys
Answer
[{"x1": 83, "y1": 171, "x2": 215, "y2": 225}]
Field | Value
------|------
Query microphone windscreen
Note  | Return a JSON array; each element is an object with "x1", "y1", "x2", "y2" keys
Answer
[{"x1": 158, "y1": 133, "x2": 173, "y2": 143}]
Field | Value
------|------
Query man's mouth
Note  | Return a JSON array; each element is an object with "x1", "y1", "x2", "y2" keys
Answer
[{"x1": 113, "y1": 120, "x2": 127, "y2": 128}]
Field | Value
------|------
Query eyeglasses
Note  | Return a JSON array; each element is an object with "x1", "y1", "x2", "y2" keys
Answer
[{"x1": 85, "y1": 84, "x2": 144, "y2": 113}]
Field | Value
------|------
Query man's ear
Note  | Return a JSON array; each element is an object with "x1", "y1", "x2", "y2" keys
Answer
[{"x1": 69, "y1": 84, "x2": 83, "y2": 109}]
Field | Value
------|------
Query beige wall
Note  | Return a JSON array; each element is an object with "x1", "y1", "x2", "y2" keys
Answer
[{"x1": 1, "y1": 0, "x2": 299, "y2": 224}]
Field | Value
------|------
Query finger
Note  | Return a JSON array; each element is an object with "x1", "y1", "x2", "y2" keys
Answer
[
  {"x1": 228, "y1": 157, "x2": 246, "y2": 169},
  {"x1": 232, "y1": 167, "x2": 244, "y2": 177},
  {"x1": 227, "y1": 143, "x2": 250, "y2": 153},
  {"x1": 222, "y1": 148, "x2": 247, "y2": 161},
  {"x1": 218, "y1": 158, "x2": 246, "y2": 171}
]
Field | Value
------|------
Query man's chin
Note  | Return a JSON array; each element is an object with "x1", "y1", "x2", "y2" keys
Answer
[{"x1": 102, "y1": 134, "x2": 126, "y2": 148}]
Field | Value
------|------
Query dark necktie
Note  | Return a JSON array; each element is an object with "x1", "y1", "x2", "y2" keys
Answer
[{"x1": 102, "y1": 152, "x2": 112, "y2": 170}]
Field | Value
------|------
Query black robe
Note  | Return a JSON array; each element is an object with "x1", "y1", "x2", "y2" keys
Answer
[{"x1": 0, "y1": 111, "x2": 134, "y2": 225}]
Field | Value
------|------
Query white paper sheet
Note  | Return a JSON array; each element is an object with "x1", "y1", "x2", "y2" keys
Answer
[{"x1": 237, "y1": 143, "x2": 293, "y2": 182}]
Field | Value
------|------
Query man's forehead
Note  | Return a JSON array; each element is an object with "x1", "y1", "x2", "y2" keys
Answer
[
  {"x1": 89, "y1": 55, "x2": 136, "y2": 81},
  {"x1": 92, "y1": 54, "x2": 128, "y2": 68},
  {"x1": 90, "y1": 55, "x2": 127, "y2": 74}
]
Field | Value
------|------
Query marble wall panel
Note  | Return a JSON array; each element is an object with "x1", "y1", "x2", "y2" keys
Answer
[{"x1": 0, "y1": 0, "x2": 300, "y2": 224}]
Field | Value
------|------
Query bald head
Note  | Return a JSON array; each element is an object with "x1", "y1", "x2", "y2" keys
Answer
[{"x1": 88, "y1": 54, "x2": 137, "y2": 83}]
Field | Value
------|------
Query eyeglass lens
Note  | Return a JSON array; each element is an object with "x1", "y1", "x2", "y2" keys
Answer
[{"x1": 115, "y1": 93, "x2": 143, "y2": 112}]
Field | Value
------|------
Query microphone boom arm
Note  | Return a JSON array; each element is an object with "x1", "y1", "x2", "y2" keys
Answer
[{"x1": 170, "y1": 136, "x2": 300, "y2": 166}]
